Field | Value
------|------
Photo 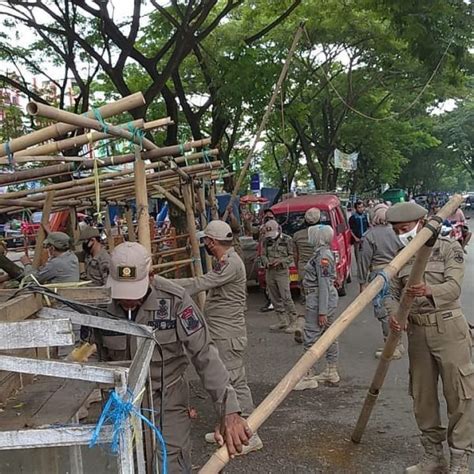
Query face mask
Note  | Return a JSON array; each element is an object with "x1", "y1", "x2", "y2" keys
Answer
[{"x1": 398, "y1": 226, "x2": 417, "y2": 247}]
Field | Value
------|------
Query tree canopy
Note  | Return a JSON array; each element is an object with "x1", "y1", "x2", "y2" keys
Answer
[{"x1": 0, "y1": 0, "x2": 472, "y2": 195}]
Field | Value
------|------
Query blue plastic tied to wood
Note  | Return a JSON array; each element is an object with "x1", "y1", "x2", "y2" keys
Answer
[{"x1": 90, "y1": 389, "x2": 168, "y2": 474}]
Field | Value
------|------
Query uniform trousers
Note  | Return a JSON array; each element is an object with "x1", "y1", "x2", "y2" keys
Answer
[
  {"x1": 303, "y1": 291, "x2": 338, "y2": 364},
  {"x1": 214, "y1": 337, "x2": 254, "y2": 417},
  {"x1": 266, "y1": 267, "x2": 297, "y2": 321},
  {"x1": 407, "y1": 311, "x2": 474, "y2": 451}
]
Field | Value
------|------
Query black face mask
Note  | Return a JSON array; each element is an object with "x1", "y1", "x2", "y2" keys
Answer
[{"x1": 82, "y1": 240, "x2": 92, "y2": 254}]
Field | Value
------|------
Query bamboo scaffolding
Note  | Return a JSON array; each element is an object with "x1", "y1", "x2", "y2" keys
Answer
[
  {"x1": 0, "y1": 92, "x2": 145, "y2": 157},
  {"x1": 27, "y1": 102, "x2": 158, "y2": 152},
  {"x1": 153, "y1": 185, "x2": 186, "y2": 212},
  {"x1": 0, "y1": 148, "x2": 218, "y2": 202},
  {"x1": 125, "y1": 207, "x2": 136, "y2": 242},
  {"x1": 1, "y1": 161, "x2": 221, "y2": 211},
  {"x1": 350, "y1": 197, "x2": 464, "y2": 443},
  {"x1": 199, "y1": 195, "x2": 462, "y2": 474},
  {"x1": 12, "y1": 117, "x2": 172, "y2": 160},
  {"x1": 0, "y1": 139, "x2": 212, "y2": 187},
  {"x1": 27, "y1": 102, "x2": 191, "y2": 181}
]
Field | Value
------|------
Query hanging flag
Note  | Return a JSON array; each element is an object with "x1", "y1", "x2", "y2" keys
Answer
[{"x1": 334, "y1": 149, "x2": 358, "y2": 171}]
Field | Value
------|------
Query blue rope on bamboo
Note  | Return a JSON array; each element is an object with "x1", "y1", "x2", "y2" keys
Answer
[
  {"x1": 371, "y1": 270, "x2": 390, "y2": 308},
  {"x1": 90, "y1": 390, "x2": 167, "y2": 474},
  {"x1": 127, "y1": 122, "x2": 145, "y2": 149},
  {"x1": 92, "y1": 107, "x2": 110, "y2": 134}
]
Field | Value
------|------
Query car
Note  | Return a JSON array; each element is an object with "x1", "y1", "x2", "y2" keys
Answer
[{"x1": 257, "y1": 194, "x2": 353, "y2": 296}]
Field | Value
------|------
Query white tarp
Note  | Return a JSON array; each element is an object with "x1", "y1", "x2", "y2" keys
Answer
[{"x1": 334, "y1": 149, "x2": 358, "y2": 171}]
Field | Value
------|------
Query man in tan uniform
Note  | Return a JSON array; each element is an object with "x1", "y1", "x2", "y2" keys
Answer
[
  {"x1": 174, "y1": 220, "x2": 262, "y2": 453},
  {"x1": 386, "y1": 202, "x2": 473, "y2": 474},
  {"x1": 77, "y1": 226, "x2": 110, "y2": 286},
  {"x1": 293, "y1": 207, "x2": 321, "y2": 342},
  {"x1": 104, "y1": 242, "x2": 251, "y2": 472},
  {"x1": 262, "y1": 219, "x2": 298, "y2": 333}
]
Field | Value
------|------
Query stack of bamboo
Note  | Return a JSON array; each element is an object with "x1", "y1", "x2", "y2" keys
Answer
[{"x1": 0, "y1": 92, "x2": 226, "y2": 284}]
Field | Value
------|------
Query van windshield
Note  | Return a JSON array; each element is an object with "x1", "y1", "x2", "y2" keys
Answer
[{"x1": 274, "y1": 211, "x2": 330, "y2": 237}]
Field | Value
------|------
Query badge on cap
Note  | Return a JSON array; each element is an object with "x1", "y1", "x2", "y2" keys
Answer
[{"x1": 118, "y1": 266, "x2": 136, "y2": 279}]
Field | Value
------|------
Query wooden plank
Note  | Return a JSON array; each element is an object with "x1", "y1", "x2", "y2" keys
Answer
[
  {"x1": 38, "y1": 308, "x2": 153, "y2": 338},
  {"x1": 26, "y1": 379, "x2": 96, "y2": 428},
  {"x1": 0, "y1": 319, "x2": 74, "y2": 350},
  {"x1": 0, "y1": 287, "x2": 110, "y2": 303},
  {"x1": 127, "y1": 338, "x2": 155, "y2": 403},
  {"x1": 0, "y1": 425, "x2": 113, "y2": 450},
  {"x1": 0, "y1": 294, "x2": 43, "y2": 322},
  {"x1": 0, "y1": 355, "x2": 127, "y2": 385}
]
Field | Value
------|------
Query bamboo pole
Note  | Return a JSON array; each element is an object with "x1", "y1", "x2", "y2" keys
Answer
[
  {"x1": 199, "y1": 195, "x2": 463, "y2": 474},
  {"x1": 153, "y1": 184, "x2": 186, "y2": 212},
  {"x1": 222, "y1": 25, "x2": 303, "y2": 221},
  {"x1": 209, "y1": 183, "x2": 219, "y2": 220},
  {"x1": 134, "y1": 147, "x2": 152, "y2": 253},
  {"x1": 68, "y1": 207, "x2": 80, "y2": 245},
  {"x1": 351, "y1": 196, "x2": 464, "y2": 443},
  {"x1": 0, "y1": 92, "x2": 145, "y2": 157},
  {"x1": 32, "y1": 191, "x2": 56, "y2": 269},
  {"x1": 0, "y1": 139, "x2": 212, "y2": 187},
  {"x1": 27, "y1": 102, "x2": 158, "y2": 152},
  {"x1": 196, "y1": 183, "x2": 213, "y2": 272},
  {"x1": 0, "y1": 156, "x2": 89, "y2": 164},
  {"x1": 182, "y1": 183, "x2": 205, "y2": 309},
  {"x1": 152, "y1": 258, "x2": 193, "y2": 270},
  {"x1": 104, "y1": 205, "x2": 115, "y2": 251},
  {"x1": 125, "y1": 207, "x2": 136, "y2": 242}
]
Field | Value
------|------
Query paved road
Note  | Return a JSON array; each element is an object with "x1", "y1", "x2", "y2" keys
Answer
[{"x1": 190, "y1": 242, "x2": 474, "y2": 473}]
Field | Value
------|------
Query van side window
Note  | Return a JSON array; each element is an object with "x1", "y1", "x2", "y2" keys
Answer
[{"x1": 334, "y1": 208, "x2": 347, "y2": 234}]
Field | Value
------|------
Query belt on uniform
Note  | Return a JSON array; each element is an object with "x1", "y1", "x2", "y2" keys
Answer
[{"x1": 409, "y1": 309, "x2": 463, "y2": 327}]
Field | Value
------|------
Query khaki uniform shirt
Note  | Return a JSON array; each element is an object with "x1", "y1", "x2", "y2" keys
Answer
[
  {"x1": 84, "y1": 248, "x2": 111, "y2": 286},
  {"x1": 303, "y1": 246, "x2": 338, "y2": 314},
  {"x1": 358, "y1": 225, "x2": 403, "y2": 284},
  {"x1": 24, "y1": 250, "x2": 80, "y2": 284},
  {"x1": 103, "y1": 276, "x2": 240, "y2": 414},
  {"x1": 385, "y1": 237, "x2": 464, "y2": 316},
  {"x1": 293, "y1": 227, "x2": 315, "y2": 275},
  {"x1": 174, "y1": 248, "x2": 247, "y2": 340},
  {"x1": 261, "y1": 234, "x2": 294, "y2": 270}
]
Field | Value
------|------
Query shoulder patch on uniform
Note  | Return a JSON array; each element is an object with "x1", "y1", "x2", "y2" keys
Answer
[
  {"x1": 213, "y1": 258, "x2": 229, "y2": 274},
  {"x1": 453, "y1": 250, "x2": 464, "y2": 264},
  {"x1": 178, "y1": 305, "x2": 203, "y2": 336}
]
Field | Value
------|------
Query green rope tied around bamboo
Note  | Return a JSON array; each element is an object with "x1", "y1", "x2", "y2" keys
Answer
[
  {"x1": 127, "y1": 122, "x2": 145, "y2": 150},
  {"x1": 202, "y1": 147, "x2": 212, "y2": 169},
  {"x1": 92, "y1": 107, "x2": 109, "y2": 134}
]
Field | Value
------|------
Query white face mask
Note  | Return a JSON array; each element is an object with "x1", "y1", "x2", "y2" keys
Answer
[{"x1": 398, "y1": 226, "x2": 417, "y2": 247}]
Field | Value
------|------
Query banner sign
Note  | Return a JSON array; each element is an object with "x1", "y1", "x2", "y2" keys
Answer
[{"x1": 334, "y1": 149, "x2": 358, "y2": 171}]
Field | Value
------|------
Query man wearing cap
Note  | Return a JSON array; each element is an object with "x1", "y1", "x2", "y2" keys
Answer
[
  {"x1": 358, "y1": 203, "x2": 404, "y2": 359},
  {"x1": 292, "y1": 208, "x2": 321, "y2": 343},
  {"x1": 174, "y1": 220, "x2": 262, "y2": 453},
  {"x1": 261, "y1": 219, "x2": 298, "y2": 333},
  {"x1": 386, "y1": 202, "x2": 473, "y2": 473},
  {"x1": 77, "y1": 226, "x2": 110, "y2": 286},
  {"x1": 258, "y1": 209, "x2": 277, "y2": 313},
  {"x1": 20, "y1": 231, "x2": 80, "y2": 284},
  {"x1": 104, "y1": 242, "x2": 251, "y2": 472}
]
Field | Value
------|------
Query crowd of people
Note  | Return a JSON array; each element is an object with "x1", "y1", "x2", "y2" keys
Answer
[{"x1": 0, "y1": 196, "x2": 472, "y2": 473}]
